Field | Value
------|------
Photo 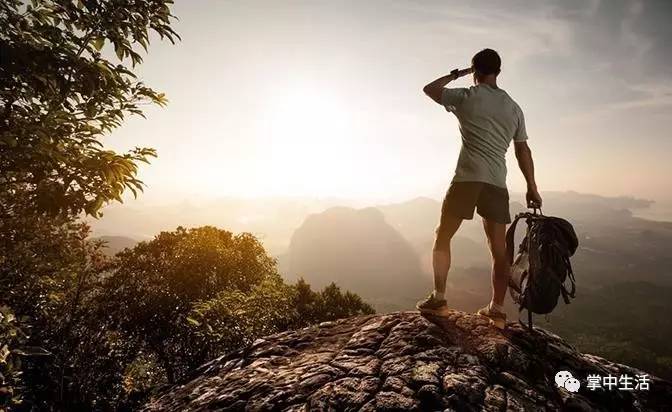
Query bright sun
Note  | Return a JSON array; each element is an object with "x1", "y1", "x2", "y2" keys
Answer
[
  {"x1": 185, "y1": 83, "x2": 373, "y2": 200},
  {"x1": 258, "y1": 86, "x2": 359, "y2": 197}
]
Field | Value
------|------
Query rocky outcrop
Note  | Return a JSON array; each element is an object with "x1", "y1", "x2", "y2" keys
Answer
[{"x1": 143, "y1": 311, "x2": 672, "y2": 411}]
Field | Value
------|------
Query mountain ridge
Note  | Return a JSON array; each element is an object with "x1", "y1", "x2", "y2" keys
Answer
[{"x1": 143, "y1": 310, "x2": 672, "y2": 411}]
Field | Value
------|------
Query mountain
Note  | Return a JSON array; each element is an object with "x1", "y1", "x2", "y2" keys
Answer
[
  {"x1": 93, "y1": 235, "x2": 139, "y2": 256},
  {"x1": 143, "y1": 311, "x2": 672, "y2": 411},
  {"x1": 280, "y1": 207, "x2": 426, "y2": 311},
  {"x1": 280, "y1": 194, "x2": 672, "y2": 380}
]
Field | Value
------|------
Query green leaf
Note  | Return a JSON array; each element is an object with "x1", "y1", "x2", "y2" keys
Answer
[
  {"x1": 92, "y1": 37, "x2": 105, "y2": 51},
  {"x1": 2, "y1": 0, "x2": 179, "y2": 217}
]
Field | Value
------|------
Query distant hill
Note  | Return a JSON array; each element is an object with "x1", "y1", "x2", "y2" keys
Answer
[
  {"x1": 281, "y1": 207, "x2": 427, "y2": 311},
  {"x1": 93, "y1": 235, "x2": 138, "y2": 256}
]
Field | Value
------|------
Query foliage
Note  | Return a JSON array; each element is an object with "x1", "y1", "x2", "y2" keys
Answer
[
  {"x1": 188, "y1": 278, "x2": 375, "y2": 362},
  {"x1": 291, "y1": 279, "x2": 375, "y2": 328},
  {"x1": 101, "y1": 226, "x2": 284, "y2": 383},
  {"x1": 0, "y1": 0, "x2": 178, "y2": 217},
  {"x1": 0, "y1": 1, "x2": 179, "y2": 408},
  {"x1": 122, "y1": 352, "x2": 167, "y2": 396},
  {"x1": 0, "y1": 203, "x2": 112, "y2": 410},
  {"x1": 187, "y1": 276, "x2": 296, "y2": 357},
  {"x1": 101, "y1": 226, "x2": 375, "y2": 389},
  {"x1": 0, "y1": 306, "x2": 27, "y2": 411},
  {"x1": 1, "y1": 212, "x2": 376, "y2": 410}
]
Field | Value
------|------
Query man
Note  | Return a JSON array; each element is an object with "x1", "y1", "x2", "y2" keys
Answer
[{"x1": 416, "y1": 48, "x2": 542, "y2": 329}]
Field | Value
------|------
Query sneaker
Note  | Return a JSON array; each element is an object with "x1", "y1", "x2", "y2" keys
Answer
[
  {"x1": 476, "y1": 305, "x2": 507, "y2": 330},
  {"x1": 416, "y1": 294, "x2": 448, "y2": 315}
]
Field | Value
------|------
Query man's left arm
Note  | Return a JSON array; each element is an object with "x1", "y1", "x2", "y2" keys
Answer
[
  {"x1": 423, "y1": 67, "x2": 473, "y2": 104},
  {"x1": 513, "y1": 108, "x2": 542, "y2": 209}
]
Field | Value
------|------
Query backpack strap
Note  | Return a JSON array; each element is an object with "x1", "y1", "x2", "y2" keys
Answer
[
  {"x1": 517, "y1": 307, "x2": 534, "y2": 330},
  {"x1": 560, "y1": 257, "x2": 577, "y2": 304},
  {"x1": 566, "y1": 259, "x2": 576, "y2": 296},
  {"x1": 508, "y1": 213, "x2": 538, "y2": 332},
  {"x1": 506, "y1": 213, "x2": 525, "y2": 265},
  {"x1": 560, "y1": 286, "x2": 571, "y2": 304}
]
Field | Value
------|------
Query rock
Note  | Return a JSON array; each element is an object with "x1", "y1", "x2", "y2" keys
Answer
[
  {"x1": 142, "y1": 311, "x2": 672, "y2": 411},
  {"x1": 374, "y1": 391, "x2": 419, "y2": 411}
]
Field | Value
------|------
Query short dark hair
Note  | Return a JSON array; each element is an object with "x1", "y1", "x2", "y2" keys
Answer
[{"x1": 472, "y1": 48, "x2": 501, "y2": 76}]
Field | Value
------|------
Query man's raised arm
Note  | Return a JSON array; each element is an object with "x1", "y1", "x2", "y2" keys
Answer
[
  {"x1": 514, "y1": 141, "x2": 543, "y2": 208},
  {"x1": 423, "y1": 68, "x2": 473, "y2": 104}
]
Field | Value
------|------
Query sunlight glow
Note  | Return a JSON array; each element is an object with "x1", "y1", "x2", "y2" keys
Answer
[
  {"x1": 207, "y1": 84, "x2": 360, "y2": 198},
  {"x1": 264, "y1": 86, "x2": 355, "y2": 196}
]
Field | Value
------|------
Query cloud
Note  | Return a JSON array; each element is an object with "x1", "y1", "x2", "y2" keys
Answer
[{"x1": 403, "y1": 0, "x2": 671, "y2": 111}]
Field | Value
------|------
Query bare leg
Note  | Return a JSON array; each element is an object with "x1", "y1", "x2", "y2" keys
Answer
[
  {"x1": 482, "y1": 217, "x2": 509, "y2": 306},
  {"x1": 432, "y1": 215, "x2": 463, "y2": 296}
]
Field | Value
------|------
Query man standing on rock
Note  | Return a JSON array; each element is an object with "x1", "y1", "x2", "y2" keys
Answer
[{"x1": 416, "y1": 49, "x2": 542, "y2": 329}]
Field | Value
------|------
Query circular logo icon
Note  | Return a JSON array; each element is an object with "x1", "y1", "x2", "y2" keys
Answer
[
  {"x1": 564, "y1": 377, "x2": 581, "y2": 393},
  {"x1": 555, "y1": 370, "x2": 573, "y2": 387}
]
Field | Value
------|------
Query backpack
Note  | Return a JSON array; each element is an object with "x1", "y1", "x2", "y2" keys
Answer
[{"x1": 506, "y1": 209, "x2": 578, "y2": 329}]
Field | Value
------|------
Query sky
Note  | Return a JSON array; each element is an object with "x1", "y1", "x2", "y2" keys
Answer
[{"x1": 105, "y1": 0, "x2": 672, "y2": 206}]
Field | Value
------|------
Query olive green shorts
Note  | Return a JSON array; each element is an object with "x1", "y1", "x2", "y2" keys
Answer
[{"x1": 435, "y1": 181, "x2": 511, "y2": 250}]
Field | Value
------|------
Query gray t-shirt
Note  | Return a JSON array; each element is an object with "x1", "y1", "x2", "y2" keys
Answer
[{"x1": 441, "y1": 84, "x2": 527, "y2": 189}]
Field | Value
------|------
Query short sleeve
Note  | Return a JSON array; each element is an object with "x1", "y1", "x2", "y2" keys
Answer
[
  {"x1": 513, "y1": 106, "x2": 528, "y2": 142},
  {"x1": 441, "y1": 88, "x2": 468, "y2": 112}
]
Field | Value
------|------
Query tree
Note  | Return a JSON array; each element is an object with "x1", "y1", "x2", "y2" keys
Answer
[
  {"x1": 290, "y1": 278, "x2": 375, "y2": 328},
  {"x1": 187, "y1": 276, "x2": 298, "y2": 361},
  {"x1": 0, "y1": 0, "x2": 179, "y2": 217},
  {"x1": 0, "y1": 1, "x2": 178, "y2": 408},
  {"x1": 187, "y1": 278, "x2": 375, "y2": 368},
  {"x1": 101, "y1": 226, "x2": 279, "y2": 384},
  {"x1": 0, "y1": 305, "x2": 37, "y2": 410},
  {"x1": 0, "y1": 200, "x2": 111, "y2": 410},
  {"x1": 101, "y1": 226, "x2": 376, "y2": 388},
  {"x1": 1, "y1": 218, "x2": 376, "y2": 409}
]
